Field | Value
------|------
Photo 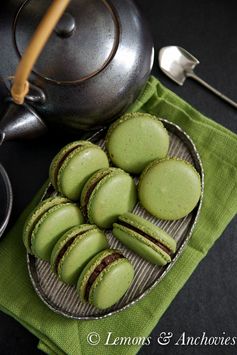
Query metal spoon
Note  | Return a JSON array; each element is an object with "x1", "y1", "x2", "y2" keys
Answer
[{"x1": 159, "y1": 46, "x2": 237, "y2": 109}]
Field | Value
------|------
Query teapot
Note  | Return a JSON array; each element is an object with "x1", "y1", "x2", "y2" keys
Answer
[{"x1": 0, "y1": 0, "x2": 154, "y2": 143}]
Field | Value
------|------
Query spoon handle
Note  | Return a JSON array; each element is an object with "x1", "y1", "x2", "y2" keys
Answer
[{"x1": 187, "y1": 71, "x2": 237, "y2": 109}]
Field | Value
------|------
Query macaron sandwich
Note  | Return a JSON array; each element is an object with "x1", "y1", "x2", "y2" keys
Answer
[
  {"x1": 23, "y1": 196, "x2": 84, "y2": 261},
  {"x1": 113, "y1": 213, "x2": 176, "y2": 265},
  {"x1": 77, "y1": 249, "x2": 134, "y2": 309},
  {"x1": 51, "y1": 225, "x2": 108, "y2": 285},
  {"x1": 49, "y1": 140, "x2": 109, "y2": 201},
  {"x1": 139, "y1": 158, "x2": 201, "y2": 220},
  {"x1": 106, "y1": 112, "x2": 169, "y2": 174},
  {"x1": 81, "y1": 167, "x2": 137, "y2": 229}
]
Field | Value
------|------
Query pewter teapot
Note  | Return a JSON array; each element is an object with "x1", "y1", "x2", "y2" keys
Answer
[{"x1": 0, "y1": 0, "x2": 154, "y2": 142}]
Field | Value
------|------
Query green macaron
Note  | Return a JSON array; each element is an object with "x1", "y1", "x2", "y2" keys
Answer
[
  {"x1": 139, "y1": 158, "x2": 202, "y2": 220},
  {"x1": 49, "y1": 140, "x2": 109, "y2": 201},
  {"x1": 23, "y1": 196, "x2": 68, "y2": 254},
  {"x1": 106, "y1": 112, "x2": 169, "y2": 174},
  {"x1": 77, "y1": 249, "x2": 134, "y2": 309},
  {"x1": 50, "y1": 224, "x2": 108, "y2": 285},
  {"x1": 23, "y1": 196, "x2": 84, "y2": 261},
  {"x1": 80, "y1": 168, "x2": 137, "y2": 229},
  {"x1": 113, "y1": 213, "x2": 176, "y2": 265}
]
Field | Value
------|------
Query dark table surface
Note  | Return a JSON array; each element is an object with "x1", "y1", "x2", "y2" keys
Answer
[{"x1": 0, "y1": 0, "x2": 237, "y2": 354}]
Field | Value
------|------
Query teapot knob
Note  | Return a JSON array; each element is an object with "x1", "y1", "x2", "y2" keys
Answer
[{"x1": 55, "y1": 12, "x2": 76, "y2": 38}]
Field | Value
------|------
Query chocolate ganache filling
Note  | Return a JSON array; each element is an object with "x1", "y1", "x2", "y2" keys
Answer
[
  {"x1": 85, "y1": 252, "x2": 124, "y2": 301},
  {"x1": 118, "y1": 221, "x2": 173, "y2": 256}
]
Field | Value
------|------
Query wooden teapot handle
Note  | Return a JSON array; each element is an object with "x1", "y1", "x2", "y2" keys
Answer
[{"x1": 11, "y1": 0, "x2": 71, "y2": 105}]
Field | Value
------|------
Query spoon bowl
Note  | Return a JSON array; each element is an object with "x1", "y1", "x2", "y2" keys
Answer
[{"x1": 159, "y1": 46, "x2": 199, "y2": 85}]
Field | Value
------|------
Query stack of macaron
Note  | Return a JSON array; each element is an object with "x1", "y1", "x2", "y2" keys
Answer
[
  {"x1": 22, "y1": 112, "x2": 201, "y2": 309},
  {"x1": 23, "y1": 141, "x2": 137, "y2": 309},
  {"x1": 49, "y1": 141, "x2": 137, "y2": 227}
]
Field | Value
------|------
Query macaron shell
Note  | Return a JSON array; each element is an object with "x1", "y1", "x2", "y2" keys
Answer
[
  {"x1": 31, "y1": 203, "x2": 84, "y2": 261},
  {"x1": 113, "y1": 224, "x2": 171, "y2": 265},
  {"x1": 58, "y1": 146, "x2": 109, "y2": 201},
  {"x1": 57, "y1": 229, "x2": 108, "y2": 285},
  {"x1": 23, "y1": 196, "x2": 69, "y2": 253},
  {"x1": 118, "y1": 212, "x2": 176, "y2": 252},
  {"x1": 50, "y1": 224, "x2": 95, "y2": 270},
  {"x1": 106, "y1": 112, "x2": 169, "y2": 174},
  {"x1": 49, "y1": 141, "x2": 92, "y2": 189},
  {"x1": 139, "y1": 158, "x2": 201, "y2": 220},
  {"x1": 87, "y1": 171, "x2": 137, "y2": 228},
  {"x1": 80, "y1": 168, "x2": 115, "y2": 211},
  {"x1": 89, "y1": 258, "x2": 134, "y2": 309}
]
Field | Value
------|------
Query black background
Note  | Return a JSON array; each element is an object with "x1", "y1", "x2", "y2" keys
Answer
[{"x1": 0, "y1": 0, "x2": 237, "y2": 354}]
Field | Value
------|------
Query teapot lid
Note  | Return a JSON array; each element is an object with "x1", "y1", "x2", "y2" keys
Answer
[{"x1": 13, "y1": 0, "x2": 120, "y2": 84}]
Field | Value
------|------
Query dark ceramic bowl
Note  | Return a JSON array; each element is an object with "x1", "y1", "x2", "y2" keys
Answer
[{"x1": 0, "y1": 164, "x2": 13, "y2": 238}]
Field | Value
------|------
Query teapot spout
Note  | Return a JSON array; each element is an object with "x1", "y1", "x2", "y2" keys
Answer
[{"x1": 0, "y1": 102, "x2": 47, "y2": 144}]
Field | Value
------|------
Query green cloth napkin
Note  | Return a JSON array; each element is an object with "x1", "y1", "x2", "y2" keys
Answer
[{"x1": 0, "y1": 76, "x2": 237, "y2": 355}]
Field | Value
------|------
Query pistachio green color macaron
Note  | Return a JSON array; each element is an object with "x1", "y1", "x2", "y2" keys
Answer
[
  {"x1": 23, "y1": 196, "x2": 84, "y2": 261},
  {"x1": 113, "y1": 213, "x2": 176, "y2": 265},
  {"x1": 77, "y1": 249, "x2": 134, "y2": 309},
  {"x1": 80, "y1": 168, "x2": 137, "y2": 229},
  {"x1": 139, "y1": 158, "x2": 202, "y2": 220},
  {"x1": 106, "y1": 112, "x2": 169, "y2": 174},
  {"x1": 51, "y1": 224, "x2": 108, "y2": 285},
  {"x1": 23, "y1": 196, "x2": 68, "y2": 254},
  {"x1": 49, "y1": 140, "x2": 109, "y2": 201}
]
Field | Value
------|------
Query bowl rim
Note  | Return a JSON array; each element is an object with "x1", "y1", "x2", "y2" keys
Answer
[{"x1": 0, "y1": 163, "x2": 13, "y2": 238}]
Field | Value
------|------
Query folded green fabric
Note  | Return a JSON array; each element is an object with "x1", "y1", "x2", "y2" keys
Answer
[{"x1": 0, "y1": 76, "x2": 237, "y2": 355}]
